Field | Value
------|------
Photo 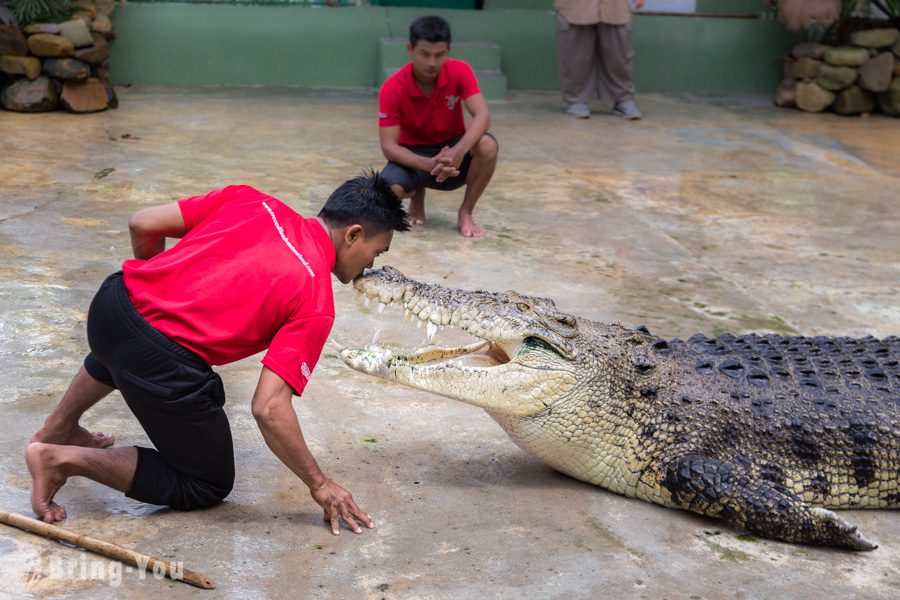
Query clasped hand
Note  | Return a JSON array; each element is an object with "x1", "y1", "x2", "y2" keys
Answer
[{"x1": 429, "y1": 145, "x2": 462, "y2": 183}]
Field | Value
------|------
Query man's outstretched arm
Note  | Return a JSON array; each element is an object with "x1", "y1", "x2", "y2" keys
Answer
[
  {"x1": 251, "y1": 366, "x2": 374, "y2": 535},
  {"x1": 128, "y1": 202, "x2": 187, "y2": 260}
]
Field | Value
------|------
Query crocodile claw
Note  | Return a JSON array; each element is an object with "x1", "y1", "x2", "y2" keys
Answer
[{"x1": 812, "y1": 507, "x2": 878, "y2": 551}]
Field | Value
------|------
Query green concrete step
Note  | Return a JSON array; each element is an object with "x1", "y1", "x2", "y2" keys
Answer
[
  {"x1": 484, "y1": 0, "x2": 553, "y2": 9},
  {"x1": 377, "y1": 37, "x2": 508, "y2": 100}
]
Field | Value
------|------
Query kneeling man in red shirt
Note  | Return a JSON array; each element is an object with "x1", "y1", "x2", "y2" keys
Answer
[
  {"x1": 26, "y1": 171, "x2": 408, "y2": 536},
  {"x1": 379, "y1": 15, "x2": 499, "y2": 238}
]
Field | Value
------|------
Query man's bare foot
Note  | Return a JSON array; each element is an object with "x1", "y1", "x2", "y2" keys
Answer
[
  {"x1": 31, "y1": 423, "x2": 114, "y2": 449},
  {"x1": 25, "y1": 442, "x2": 69, "y2": 523},
  {"x1": 408, "y1": 190, "x2": 426, "y2": 228},
  {"x1": 458, "y1": 212, "x2": 485, "y2": 238}
]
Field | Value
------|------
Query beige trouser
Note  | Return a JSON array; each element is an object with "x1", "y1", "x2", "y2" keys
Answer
[{"x1": 555, "y1": 12, "x2": 635, "y2": 104}]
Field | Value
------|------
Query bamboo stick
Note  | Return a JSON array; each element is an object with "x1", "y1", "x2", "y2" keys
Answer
[{"x1": 0, "y1": 509, "x2": 215, "y2": 589}]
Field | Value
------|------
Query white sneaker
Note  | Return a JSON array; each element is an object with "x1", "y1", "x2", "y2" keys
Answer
[
  {"x1": 613, "y1": 100, "x2": 642, "y2": 120},
  {"x1": 566, "y1": 103, "x2": 590, "y2": 119}
]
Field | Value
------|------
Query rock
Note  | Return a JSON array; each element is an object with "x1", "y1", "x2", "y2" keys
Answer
[
  {"x1": 95, "y1": 0, "x2": 116, "y2": 18},
  {"x1": 75, "y1": 0, "x2": 97, "y2": 19},
  {"x1": 69, "y1": 11, "x2": 94, "y2": 25},
  {"x1": 789, "y1": 57, "x2": 822, "y2": 80},
  {"x1": 890, "y1": 77, "x2": 900, "y2": 114},
  {"x1": 824, "y1": 46, "x2": 870, "y2": 67},
  {"x1": 775, "y1": 79, "x2": 797, "y2": 108},
  {"x1": 60, "y1": 77, "x2": 108, "y2": 112},
  {"x1": 876, "y1": 91, "x2": 897, "y2": 116},
  {"x1": 816, "y1": 64, "x2": 857, "y2": 91},
  {"x1": 92, "y1": 60, "x2": 110, "y2": 81},
  {"x1": 795, "y1": 81, "x2": 836, "y2": 112},
  {"x1": 894, "y1": 58, "x2": 900, "y2": 76},
  {"x1": 105, "y1": 81, "x2": 117, "y2": 109},
  {"x1": 782, "y1": 55, "x2": 796, "y2": 79},
  {"x1": 0, "y1": 55, "x2": 41, "y2": 80},
  {"x1": 27, "y1": 33, "x2": 75, "y2": 58},
  {"x1": 0, "y1": 24, "x2": 27, "y2": 56},
  {"x1": 832, "y1": 85, "x2": 875, "y2": 115},
  {"x1": 59, "y1": 19, "x2": 94, "y2": 49},
  {"x1": 792, "y1": 42, "x2": 831, "y2": 59},
  {"x1": 849, "y1": 28, "x2": 899, "y2": 49},
  {"x1": 74, "y1": 34, "x2": 110, "y2": 66},
  {"x1": 858, "y1": 52, "x2": 894, "y2": 92},
  {"x1": 894, "y1": 36, "x2": 900, "y2": 58},
  {"x1": 0, "y1": 6, "x2": 16, "y2": 27},
  {"x1": 1, "y1": 76, "x2": 59, "y2": 112},
  {"x1": 42, "y1": 57, "x2": 90, "y2": 81},
  {"x1": 23, "y1": 23, "x2": 63, "y2": 35},
  {"x1": 91, "y1": 15, "x2": 113, "y2": 37}
]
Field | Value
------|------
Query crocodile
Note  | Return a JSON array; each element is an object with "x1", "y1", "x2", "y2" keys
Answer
[{"x1": 340, "y1": 266, "x2": 899, "y2": 550}]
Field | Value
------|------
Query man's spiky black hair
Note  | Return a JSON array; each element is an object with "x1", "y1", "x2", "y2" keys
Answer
[{"x1": 318, "y1": 170, "x2": 410, "y2": 234}]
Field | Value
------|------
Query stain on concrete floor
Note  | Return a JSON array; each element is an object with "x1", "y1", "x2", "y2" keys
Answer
[{"x1": 0, "y1": 87, "x2": 898, "y2": 599}]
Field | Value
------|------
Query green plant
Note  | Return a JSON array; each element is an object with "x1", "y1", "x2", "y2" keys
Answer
[{"x1": 11, "y1": 0, "x2": 73, "y2": 27}]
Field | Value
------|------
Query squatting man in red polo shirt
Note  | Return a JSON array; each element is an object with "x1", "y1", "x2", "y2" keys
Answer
[
  {"x1": 25, "y1": 172, "x2": 409, "y2": 536},
  {"x1": 379, "y1": 15, "x2": 499, "y2": 238}
]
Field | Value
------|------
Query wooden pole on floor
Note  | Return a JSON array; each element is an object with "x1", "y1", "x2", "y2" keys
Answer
[{"x1": 0, "y1": 509, "x2": 215, "y2": 589}]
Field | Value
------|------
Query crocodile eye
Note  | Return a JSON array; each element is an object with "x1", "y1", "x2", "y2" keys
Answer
[{"x1": 516, "y1": 302, "x2": 530, "y2": 312}]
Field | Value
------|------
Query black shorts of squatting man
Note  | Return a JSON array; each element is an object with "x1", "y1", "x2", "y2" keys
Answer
[
  {"x1": 82, "y1": 272, "x2": 234, "y2": 511},
  {"x1": 381, "y1": 133, "x2": 498, "y2": 193}
]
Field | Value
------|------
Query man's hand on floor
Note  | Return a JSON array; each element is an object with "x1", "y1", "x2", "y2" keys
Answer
[{"x1": 311, "y1": 477, "x2": 375, "y2": 535}]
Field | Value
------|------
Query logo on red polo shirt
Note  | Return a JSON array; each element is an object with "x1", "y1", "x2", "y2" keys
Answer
[
  {"x1": 301, "y1": 362, "x2": 312, "y2": 381},
  {"x1": 445, "y1": 95, "x2": 460, "y2": 111}
]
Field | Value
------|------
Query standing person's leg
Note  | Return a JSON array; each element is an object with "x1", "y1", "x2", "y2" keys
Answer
[
  {"x1": 596, "y1": 22, "x2": 641, "y2": 120},
  {"x1": 31, "y1": 366, "x2": 115, "y2": 448},
  {"x1": 457, "y1": 134, "x2": 498, "y2": 238},
  {"x1": 555, "y1": 12, "x2": 598, "y2": 118}
]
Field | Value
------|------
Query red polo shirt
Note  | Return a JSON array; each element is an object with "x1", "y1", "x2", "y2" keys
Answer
[
  {"x1": 378, "y1": 58, "x2": 481, "y2": 146},
  {"x1": 122, "y1": 185, "x2": 335, "y2": 396}
]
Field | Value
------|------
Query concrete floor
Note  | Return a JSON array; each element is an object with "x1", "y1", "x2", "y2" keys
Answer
[{"x1": 0, "y1": 87, "x2": 898, "y2": 599}]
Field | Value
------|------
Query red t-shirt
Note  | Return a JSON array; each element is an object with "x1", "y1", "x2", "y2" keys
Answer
[
  {"x1": 378, "y1": 58, "x2": 481, "y2": 146},
  {"x1": 122, "y1": 185, "x2": 335, "y2": 396}
]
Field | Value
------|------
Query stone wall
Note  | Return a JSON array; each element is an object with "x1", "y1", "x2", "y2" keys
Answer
[
  {"x1": 0, "y1": 0, "x2": 116, "y2": 113},
  {"x1": 776, "y1": 28, "x2": 900, "y2": 117}
]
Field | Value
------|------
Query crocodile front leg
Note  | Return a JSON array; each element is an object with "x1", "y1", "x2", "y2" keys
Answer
[{"x1": 661, "y1": 455, "x2": 878, "y2": 550}]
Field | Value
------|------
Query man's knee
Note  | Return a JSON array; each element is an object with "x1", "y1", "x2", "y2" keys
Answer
[
  {"x1": 474, "y1": 135, "x2": 498, "y2": 161},
  {"x1": 390, "y1": 183, "x2": 412, "y2": 200},
  {"x1": 171, "y1": 471, "x2": 234, "y2": 511}
]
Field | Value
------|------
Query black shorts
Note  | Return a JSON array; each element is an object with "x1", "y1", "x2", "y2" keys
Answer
[
  {"x1": 381, "y1": 133, "x2": 498, "y2": 194},
  {"x1": 84, "y1": 272, "x2": 234, "y2": 511}
]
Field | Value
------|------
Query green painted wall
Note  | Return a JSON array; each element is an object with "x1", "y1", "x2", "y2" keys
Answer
[
  {"x1": 696, "y1": 0, "x2": 761, "y2": 14},
  {"x1": 375, "y1": 0, "x2": 477, "y2": 7},
  {"x1": 110, "y1": 5, "x2": 797, "y2": 93}
]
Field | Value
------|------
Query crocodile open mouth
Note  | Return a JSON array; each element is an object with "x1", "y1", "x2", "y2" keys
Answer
[{"x1": 342, "y1": 286, "x2": 524, "y2": 370}]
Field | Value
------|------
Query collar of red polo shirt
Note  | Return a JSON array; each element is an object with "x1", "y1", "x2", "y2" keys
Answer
[{"x1": 404, "y1": 61, "x2": 449, "y2": 97}]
